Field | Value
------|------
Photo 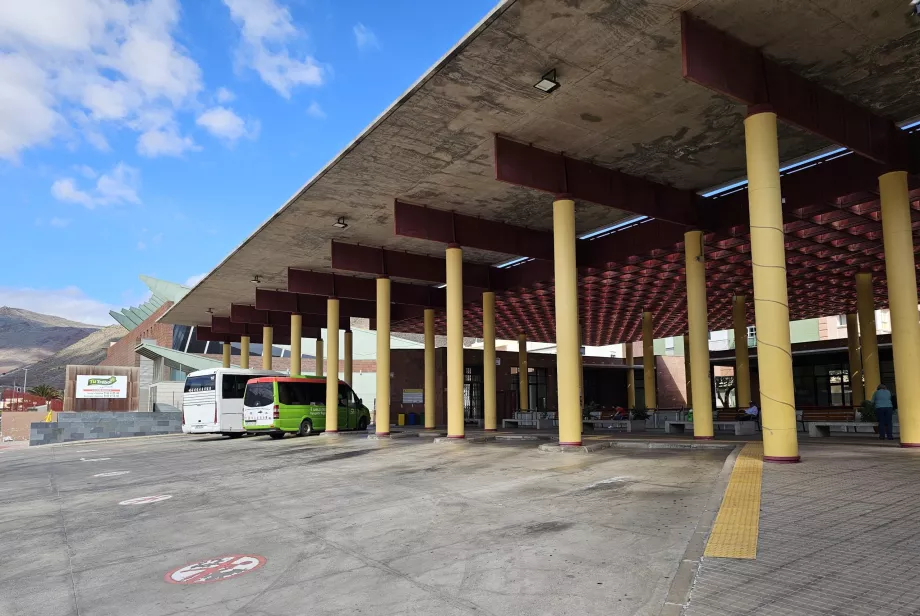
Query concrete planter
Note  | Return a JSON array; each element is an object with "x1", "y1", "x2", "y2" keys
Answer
[{"x1": 628, "y1": 420, "x2": 647, "y2": 433}]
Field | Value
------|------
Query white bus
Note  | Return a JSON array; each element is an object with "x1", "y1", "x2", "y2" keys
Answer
[{"x1": 182, "y1": 368, "x2": 283, "y2": 437}]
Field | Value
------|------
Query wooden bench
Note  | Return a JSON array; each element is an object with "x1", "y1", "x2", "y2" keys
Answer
[
  {"x1": 501, "y1": 419, "x2": 521, "y2": 429},
  {"x1": 798, "y1": 408, "x2": 855, "y2": 434}
]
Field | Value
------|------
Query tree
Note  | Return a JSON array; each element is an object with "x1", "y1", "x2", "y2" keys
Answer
[{"x1": 28, "y1": 384, "x2": 62, "y2": 400}]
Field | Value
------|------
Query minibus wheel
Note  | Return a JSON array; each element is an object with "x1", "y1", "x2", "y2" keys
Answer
[
  {"x1": 298, "y1": 419, "x2": 313, "y2": 437},
  {"x1": 357, "y1": 417, "x2": 368, "y2": 431}
]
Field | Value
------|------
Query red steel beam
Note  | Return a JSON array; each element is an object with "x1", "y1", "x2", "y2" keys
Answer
[
  {"x1": 680, "y1": 13, "x2": 908, "y2": 168},
  {"x1": 331, "y1": 241, "x2": 493, "y2": 288},
  {"x1": 494, "y1": 135, "x2": 698, "y2": 226},
  {"x1": 288, "y1": 268, "x2": 446, "y2": 307},
  {"x1": 394, "y1": 199, "x2": 555, "y2": 260},
  {"x1": 254, "y1": 288, "x2": 425, "y2": 322}
]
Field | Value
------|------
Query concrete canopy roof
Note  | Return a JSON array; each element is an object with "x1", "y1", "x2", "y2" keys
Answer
[{"x1": 164, "y1": 0, "x2": 920, "y2": 343}]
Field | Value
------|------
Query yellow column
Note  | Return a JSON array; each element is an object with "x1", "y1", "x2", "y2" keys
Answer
[
  {"x1": 642, "y1": 312, "x2": 657, "y2": 410},
  {"x1": 846, "y1": 313, "x2": 864, "y2": 406},
  {"x1": 325, "y1": 299, "x2": 340, "y2": 432},
  {"x1": 290, "y1": 314, "x2": 302, "y2": 376},
  {"x1": 685, "y1": 230, "x2": 714, "y2": 439},
  {"x1": 745, "y1": 108, "x2": 798, "y2": 462},
  {"x1": 625, "y1": 342, "x2": 636, "y2": 409},
  {"x1": 376, "y1": 278, "x2": 391, "y2": 436},
  {"x1": 262, "y1": 326, "x2": 273, "y2": 370},
  {"x1": 315, "y1": 338, "x2": 324, "y2": 377},
  {"x1": 683, "y1": 335, "x2": 692, "y2": 408},
  {"x1": 222, "y1": 342, "x2": 231, "y2": 368},
  {"x1": 733, "y1": 295, "x2": 751, "y2": 407},
  {"x1": 483, "y1": 292, "x2": 497, "y2": 431},
  {"x1": 856, "y1": 272, "x2": 880, "y2": 395},
  {"x1": 240, "y1": 336, "x2": 250, "y2": 369},
  {"x1": 424, "y1": 308, "x2": 436, "y2": 429},
  {"x1": 344, "y1": 330, "x2": 353, "y2": 386},
  {"x1": 518, "y1": 333, "x2": 529, "y2": 411},
  {"x1": 579, "y1": 326, "x2": 584, "y2": 411},
  {"x1": 553, "y1": 197, "x2": 582, "y2": 446},
  {"x1": 879, "y1": 171, "x2": 920, "y2": 447},
  {"x1": 446, "y1": 245, "x2": 465, "y2": 438}
]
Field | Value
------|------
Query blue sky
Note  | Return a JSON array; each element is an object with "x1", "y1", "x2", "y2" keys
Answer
[{"x1": 0, "y1": 0, "x2": 497, "y2": 324}]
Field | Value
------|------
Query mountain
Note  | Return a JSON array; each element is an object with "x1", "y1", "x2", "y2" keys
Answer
[
  {"x1": 0, "y1": 307, "x2": 102, "y2": 376},
  {"x1": 0, "y1": 324, "x2": 127, "y2": 389}
]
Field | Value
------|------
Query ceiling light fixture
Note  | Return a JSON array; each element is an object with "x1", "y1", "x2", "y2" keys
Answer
[
  {"x1": 206, "y1": 308, "x2": 214, "y2": 314},
  {"x1": 251, "y1": 275, "x2": 262, "y2": 285},
  {"x1": 333, "y1": 216, "x2": 348, "y2": 229},
  {"x1": 534, "y1": 69, "x2": 560, "y2": 93}
]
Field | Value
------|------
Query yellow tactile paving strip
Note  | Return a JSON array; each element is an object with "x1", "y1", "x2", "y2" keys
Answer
[{"x1": 703, "y1": 442, "x2": 763, "y2": 559}]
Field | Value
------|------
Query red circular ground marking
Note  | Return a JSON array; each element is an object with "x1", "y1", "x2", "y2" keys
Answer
[{"x1": 164, "y1": 555, "x2": 266, "y2": 585}]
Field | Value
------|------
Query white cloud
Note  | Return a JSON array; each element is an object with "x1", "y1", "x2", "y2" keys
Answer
[
  {"x1": 223, "y1": 0, "x2": 326, "y2": 98},
  {"x1": 74, "y1": 164, "x2": 96, "y2": 178},
  {"x1": 136, "y1": 240, "x2": 147, "y2": 251},
  {"x1": 50, "y1": 217, "x2": 71, "y2": 228},
  {"x1": 0, "y1": 285, "x2": 117, "y2": 325},
  {"x1": 184, "y1": 273, "x2": 206, "y2": 287},
  {"x1": 215, "y1": 87, "x2": 235, "y2": 103},
  {"x1": 196, "y1": 106, "x2": 258, "y2": 142},
  {"x1": 0, "y1": 0, "x2": 204, "y2": 160},
  {"x1": 137, "y1": 124, "x2": 197, "y2": 157},
  {"x1": 353, "y1": 23, "x2": 379, "y2": 51},
  {"x1": 51, "y1": 162, "x2": 141, "y2": 209},
  {"x1": 306, "y1": 101, "x2": 325, "y2": 119}
]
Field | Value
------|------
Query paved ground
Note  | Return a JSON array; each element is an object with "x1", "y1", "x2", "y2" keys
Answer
[
  {"x1": 684, "y1": 444, "x2": 920, "y2": 616},
  {"x1": 0, "y1": 433, "x2": 731, "y2": 616}
]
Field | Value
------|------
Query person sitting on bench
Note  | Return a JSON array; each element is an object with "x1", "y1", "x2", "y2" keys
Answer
[{"x1": 737, "y1": 402, "x2": 759, "y2": 422}]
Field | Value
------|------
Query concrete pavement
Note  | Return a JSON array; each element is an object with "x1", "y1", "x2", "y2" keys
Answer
[{"x1": 0, "y1": 432, "x2": 730, "y2": 616}]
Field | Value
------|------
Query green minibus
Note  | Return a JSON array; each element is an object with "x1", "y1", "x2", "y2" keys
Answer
[{"x1": 242, "y1": 376, "x2": 371, "y2": 439}]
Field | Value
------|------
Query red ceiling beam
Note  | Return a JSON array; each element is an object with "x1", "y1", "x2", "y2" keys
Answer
[
  {"x1": 195, "y1": 326, "x2": 241, "y2": 343},
  {"x1": 494, "y1": 135, "x2": 698, "y2": 226},
  {"x1": 331, "y1": 241, "x2": 493, "y2": 289},
  {"x1": 288, "y1": 268, "x2": 445, "y2": 307},
  {"x1": 394, "y1": 199, "x2": 555, "y2": 260},
  {"x1": 254, "y1": 288, "x2": 425, "y2": 322},
  {"x1": 680, "y1": 13, "x2": 908, "y2": 169}
]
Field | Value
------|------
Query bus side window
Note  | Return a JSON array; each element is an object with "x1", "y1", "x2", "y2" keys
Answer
[
  {"x1": 222, "y1": 375, "x2": 247, "y2": 399},
  {"x1": 305, "y1": 382, "x2": 326, "y2": 405}
]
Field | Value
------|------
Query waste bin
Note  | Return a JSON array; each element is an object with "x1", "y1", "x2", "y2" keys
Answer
[
  {"x1": 408, "y1": 412, "x2": 418, "y2": 425},
  {"x1": 397, "y1": 413, "x2": 406, "y2": 426}
]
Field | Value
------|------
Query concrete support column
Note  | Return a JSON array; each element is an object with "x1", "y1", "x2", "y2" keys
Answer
[
  {"x1": 846, "y1": 314, "x2": 864, "y2": 406},
  {"x1": 325, "y1": 299, "x2": 340, "y2": 432},
  {"x1": 344, "y1": 330, "x2": 353, "y2": 386},
  {"x1": 376, "y1": 278, "x2": 391, "y2": 436},
  {"x1": 683, "y1": 335, "x2": 692, "y2": 408},
  {"x1": 315, "y1": 338, "x2": 324, "y2": 377},
  {"x1": 262, "y1": 326, "x2": 273, "y2": 370},
  {"x1": 685, "y1": 230, "x2": 714, "y2": 440},
  {"x1": 518, "y1": 333, "x2": 529, "y2": 411},
  {"x1": 642, "y1": 312, "x2": 657, "y2": 410},
  {"x1": 446, "y1": 244, "x2": 465, "y2": 439},
  {"x1": 290, "y1": 314, "x2": 302, "y2": 377},
  {"x1": 856, "y1": 272, "x2": 880, "y2": 396},
  {"x1": 553, "y1": 197, "x2": 582, "y2": 446},
  {"x1": 625, "y1": 343, "x2": 636, "y2": 409},
  {"x1": 744, "y1": 108, "x2": 798, "y2": 462},
  {"x1": 732, "y1": 295, "x2": 752, "y2": 407},
  {"x1": 879, "y1": 171, "x2": 920, "y2": 446},
  {"x1": 482, "y1": 293, "x2": 497, "y2": 431},
  {"x1": 423, "y1": 308, "x2": 436, "y2": 429},
  {"x1": 222, "y1": 342, "x2": 231, "y2": 368},
  {"x1": 240, "y1": 336, "x2": 250, "y2": 369}
]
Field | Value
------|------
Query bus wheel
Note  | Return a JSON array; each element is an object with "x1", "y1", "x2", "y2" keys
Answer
[
  {"x1": 298, "y1": 419, "x2": 313, "y2": 437},
  {"x1": 357, "y1": 417, "x2": 368, "y2": 431},
  {"x1": 269, "y1": 433, "x2": 285, "y2": 440}
]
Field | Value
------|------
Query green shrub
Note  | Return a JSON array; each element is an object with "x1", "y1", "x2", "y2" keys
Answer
[{"x1": 859, "y1": 400, "x2": 876, "y2": 422}]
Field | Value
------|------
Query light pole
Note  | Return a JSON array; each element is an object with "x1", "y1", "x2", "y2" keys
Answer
[{"x1": 22, "y1": 368, "x2": 28, "y2": 395}]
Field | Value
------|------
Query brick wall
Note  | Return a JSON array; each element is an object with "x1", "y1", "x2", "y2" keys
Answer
[
  {"x1": 657, "y1": 355, "x2": 688, "y2": 408},
  {"x1": 100, "y1": 302, "x2": 174, "y2": 367}
]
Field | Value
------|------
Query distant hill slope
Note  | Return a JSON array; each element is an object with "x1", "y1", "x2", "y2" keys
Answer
[
  {"x1": 0, "y1": 307, "x2": 103, "y2": 375},
  {"x1": 0, "y1": 324, "x2": 127, "y2": 389}
]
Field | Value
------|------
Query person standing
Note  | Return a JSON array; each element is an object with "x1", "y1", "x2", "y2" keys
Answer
[{"x1": 871, "y1": 384, "x2": 895, "y2": 441}]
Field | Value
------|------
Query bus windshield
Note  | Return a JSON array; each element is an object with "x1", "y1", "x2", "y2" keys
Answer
[{"x1": 244, "y1": 382, "x2": 274, "y2": 407}]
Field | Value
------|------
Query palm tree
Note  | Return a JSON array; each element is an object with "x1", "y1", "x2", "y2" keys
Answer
[{"x1": 28, "y1": 384, "x2": 62, "y2": 401}]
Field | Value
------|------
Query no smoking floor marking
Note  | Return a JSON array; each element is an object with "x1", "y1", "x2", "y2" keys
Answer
[
  {"x1": 119, "y1": 495, "x2": 173, "y2": 505},
  {"x1": 165, "y1": 555, "x2": 266, "y2": 584}
]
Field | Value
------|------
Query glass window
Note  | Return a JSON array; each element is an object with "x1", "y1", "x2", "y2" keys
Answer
[
  {"x1": 184, "y1": 374, "x2": 215, "y2": 393},
  {"x1": 244, "y1": 382, "x2": 274, "y2": 407},
  {"x1": 304, "y1": 382, "x2": 326, "y2": 405},
  {"x1": 221, "y1": 374, "x2": 250, "y2": 400},
  {"x1": 746, "y1": 326, "x2": 756, "y2": 339},
  {"x1": 338, "y1": 384, "x2": 354, "y2": 406}
]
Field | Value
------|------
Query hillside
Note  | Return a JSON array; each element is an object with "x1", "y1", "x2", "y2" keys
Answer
[
  {"x1": 0, "y1": 307, "x2": 102, "y2": 375},
  {"x1": 0, "y1": 324, "x2": 127, "y2": 389}
]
